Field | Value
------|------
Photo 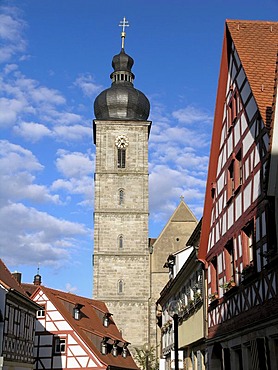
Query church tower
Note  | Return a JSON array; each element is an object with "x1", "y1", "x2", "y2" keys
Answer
[{"x1": 93, "y1": 18, "x2": 152, "y2": 350}]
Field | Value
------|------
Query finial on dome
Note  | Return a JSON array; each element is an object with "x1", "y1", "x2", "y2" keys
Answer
[{"x1": 119, "y1": 17, "x2": 129, "y2": 50}]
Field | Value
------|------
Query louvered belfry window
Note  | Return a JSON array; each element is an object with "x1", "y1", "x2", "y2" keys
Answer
[{"x1": 118, "y1": 148, "x2": 126, "y2": 168}]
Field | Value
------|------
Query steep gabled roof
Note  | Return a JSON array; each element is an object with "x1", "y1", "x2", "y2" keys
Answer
[
  {"x1": 199, "y1": 20, "x2": 278, "y2": 261},
  {"x1": 32, "y1": 285, "x2": 138, "y2": 370},
  {"x1": 226, "y1": 20, "x2": 278, "y2": 126},
  {"x1": 0, "y1": 259, "x2": 28, "y2": 296},
  {"x1": 153, "y1": 200, "x2": 197, "y2": 246}
]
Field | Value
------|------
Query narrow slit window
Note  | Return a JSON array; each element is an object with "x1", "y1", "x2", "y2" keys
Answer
[
  {"x1": 119, "y1": 189, "x2": 124, "y2": 205},
  {"x1": 118, "y1": 235, "x2": 123, "y2": 249},
  {"x1": 118, "y1": 280, "x2": 123, "y2": 294}
]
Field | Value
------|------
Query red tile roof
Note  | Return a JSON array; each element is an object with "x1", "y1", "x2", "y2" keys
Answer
[
  {"x1": 0, "y1": 259, "x2": 28, "y2": 296},
  {"x1": 31, "y1": 285, "x2": 138, "y2": 370},
  {"x1": 226, "y1": 20, "x2": 278, "y2": 125}
]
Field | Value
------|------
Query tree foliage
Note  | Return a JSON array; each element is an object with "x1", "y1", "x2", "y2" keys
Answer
[{"x1": 134, "y1": 346, "x2": 159, "y2": 370}]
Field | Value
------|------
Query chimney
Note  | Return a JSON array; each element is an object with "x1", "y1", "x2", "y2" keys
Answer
[{"x1": 12, "y1": 272, "x2": 22, "y2": 284}]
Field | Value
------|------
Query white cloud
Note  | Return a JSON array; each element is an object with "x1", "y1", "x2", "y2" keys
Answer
[
  {"x1": 65, "y1": 283, "x2": 78, "y2": 293},
  {"x1": 55, "y1": 150, "x2": 94, "y2": 178},
  {"x1": 147, "y1": 100, "x2": 211, "y2": 224},
  {"x1": 0, "y1": 6, "x2": 27, "y2": 63},
  {"x1": 30, "y1": 86, "x2": 66, "y2": 105},
  {"x1": 0, "y1": 202, "x2": 87, "y2": 266},
  {"x1": 14, "y1": 121, "x2": 52, "y2": 142},
  {"x1": 0, "y1": 140, "x2": 59, "y2": 205},
  {"x1": 172, "y1": 105, "x2": 213, "y2": 124},
  {"x1": 0, "y1": 97, "x2": 25, "y2": 127},
  {"x1": 54, "y1": 125, "x2": 91, "y2": 141},
  {"x1": 52, "y1": 150, "x2": 95, "y2": 208},
  {"x1": 74, "y1": 73, "x2": 102, "y2": 97}
]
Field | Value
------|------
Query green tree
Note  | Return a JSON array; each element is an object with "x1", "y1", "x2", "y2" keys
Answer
[{"x1": 134, "y1": 346, "x2": 159, "y2": 370}]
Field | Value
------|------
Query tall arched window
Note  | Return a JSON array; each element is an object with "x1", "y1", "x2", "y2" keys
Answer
[
  {"x1": 115, "y1": 135, "x2": 129, "y2": 169},
  {"x1": 117, "y1": 148, "x2": 126, "y2": 168},
  {"x1": 118, "y1": 235, "x2": 123, "y2": 249},
  {"x1": 118, "y1": 280, "x2": 123, "y2": 294},
  {"x1": 119, "y1": 189, "x2": 124, "y2": 205}
]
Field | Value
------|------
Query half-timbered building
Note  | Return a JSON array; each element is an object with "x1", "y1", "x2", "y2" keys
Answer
[
  {"x1": 198, "y1": 20, "x2": 278, "y2": 369},
  {"x1": 157, "y1": 220, "x2": 205, "y2": 370},
  {"x1": 0, "y1": 259, "x2": 39, "y2": 370},
  {"x1": 28, "y1": 284, "x2": 137, "y2": 370}
]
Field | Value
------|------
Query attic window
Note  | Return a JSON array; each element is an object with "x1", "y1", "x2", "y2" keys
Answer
[
  {"x1": 73, "y1": 304, "x2": 84, "y2": 320},
  {"x1": 101, "y1": 338, "x2": 108, "y2": 355},
  {"x1": 122, "y1": 344, "x2": 128, "y2": 358},
  {"x1": 36, "y1": 305, "x2": 45, "y2": 318},
  {"x1": 112, "y1": 341, "x2": 118, "y2": 357},
  {"x1": 103, "y1": 313, "x2": 112, "y2": 327}
]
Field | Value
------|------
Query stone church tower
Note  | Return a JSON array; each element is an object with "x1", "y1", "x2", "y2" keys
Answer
[{"x1": 92, "y1": 20, "x2": 152, "y2": 350}]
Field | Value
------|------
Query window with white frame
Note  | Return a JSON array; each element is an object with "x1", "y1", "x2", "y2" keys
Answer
[
  {"x1": 54, "y1": 337, "x2": 66, "y2": 354},
  {"x1": 36, "y1": 304, "x2": 46, "y2": 318}
]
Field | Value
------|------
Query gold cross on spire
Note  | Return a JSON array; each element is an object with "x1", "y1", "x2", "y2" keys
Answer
[{"x1": 119, "y1": 17, "x2": 129, "y2": 49}]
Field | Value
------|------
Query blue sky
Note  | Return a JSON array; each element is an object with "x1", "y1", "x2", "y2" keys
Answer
[{"x1": 1, "y1": 0, "x2": 277, "y2": 297}]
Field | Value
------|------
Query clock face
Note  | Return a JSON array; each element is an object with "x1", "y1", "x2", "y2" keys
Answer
[{"x1": 115, "y1": 135, "x2": 129, "y2": 149}]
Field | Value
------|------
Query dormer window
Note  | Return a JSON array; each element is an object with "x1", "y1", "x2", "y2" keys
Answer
[
  {"x1": 101, "y1": 338, "x2": 108, "y2": 355},
  {"x1": 73, "y1": 304, "x2": 84, "y2": 320},
  {"x1": 122, "y1": 344, "x2": 128, "y2": 358},
  {"x1": 103, "y1": 313, "x2": 112, "y2": 327},
  {"x1": 112, "y1": 341, "x2": 118, "y2": 357}
]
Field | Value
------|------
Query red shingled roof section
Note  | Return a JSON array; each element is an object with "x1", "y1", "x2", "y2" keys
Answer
[
  {"x1": 0, "y1": 259, "x2": 28, "y2": 296},
  {"x1": 226, "y1": 20, "x2": 278, "y2": 125},
  {"x1": 32, "y1": 286, "x2": 138, "y2": 369}
]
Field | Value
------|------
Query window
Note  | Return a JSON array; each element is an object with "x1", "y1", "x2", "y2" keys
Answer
[
  {"x1": 36, "y1": 305, "x2": 45, "y2": 318},
  {"x1": 119, "y1": 189, "x2": 124, "y2": 205},
  {"x1": 227, "y1": 161, "x2": 234, "y2": 200},
  {"x1": 118, "y1": 235, "x2": 123, "y2": 249},
  {"x1": 54, "y1": 337, "x2": 66, "y2": 354},
  {"x1": 210, "y1": 257, "x2": 218, "y2": 297},
  {"x1": 225, "y1": 240, "x2": 235, "y2": 282},
  {"x1": 115, "y1": 135, "x2": 128, "y2": 168},
  {"x1": 228, "y1": 89, "x2": 239, "y2": 128},
  {"x1": 227, "y1": 150, "x2": 242, "y2": 200},
  {"x1": 101, "y1": 338, "x2": 108, "y2": 355},
  {"x1": 118, "y1": 280, "x2": 123, "y2": 294},
  {"x1": 242, "y1": 222, "x2": 255, "y2": 266},
  {"x1": 118, "y1": 148, "x2": 126, "y2": 168},
  {"x1": 234, "y1": 150, "x2": 242, "y2": 190}
]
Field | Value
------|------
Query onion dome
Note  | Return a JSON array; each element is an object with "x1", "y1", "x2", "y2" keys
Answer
[{"x1": 94, "y1": 19, "x2": 150, "y2": 121}]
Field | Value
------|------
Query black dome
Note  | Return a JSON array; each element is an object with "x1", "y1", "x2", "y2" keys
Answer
[{"x1": 94, "y1": 49, "x2": 150, "y2": 121}]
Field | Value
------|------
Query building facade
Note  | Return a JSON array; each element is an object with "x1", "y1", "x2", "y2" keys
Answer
[
  {"x1": 93, "y1": 26, "x2": 151, "y2": 350},
  {"x1": 198, "y1": 20, "x2": 278, "y2": 369},
  {"x1": 150, "y1": 199, "x2": 198, "y2": 356},
  {"x1": 92, "y1": 23, "x2": 199, "y2": 355},
  {"x1": 157, "y1": 221, "x2": 205, "y2": 370},
  {"x1": 28, "y1": 284, "x2": 137, "y2": 370},
  {"x1": 0, "y1": 259, "x2": 39, "y2": 370}
]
